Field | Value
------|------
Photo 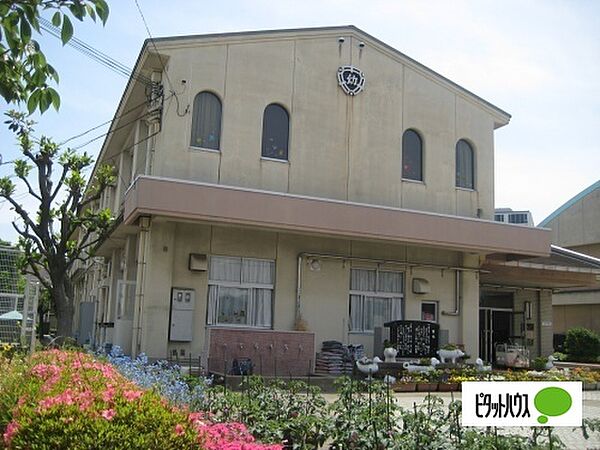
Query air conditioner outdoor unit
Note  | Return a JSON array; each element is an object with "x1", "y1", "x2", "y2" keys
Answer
[
  {"x1": 412, "y1": 278, "x2": 431, "y2": 294},
  {"x1": 188, "y1": 253, "x2": 208, "y2": 272}
]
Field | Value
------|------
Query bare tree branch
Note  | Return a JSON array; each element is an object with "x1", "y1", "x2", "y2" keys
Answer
[
  {"x1": 15, "y1": 172, "x2": 42, "y2": 201},
  {"x1": 2, "y1": 193, "x2": 44, "y2": 241}
]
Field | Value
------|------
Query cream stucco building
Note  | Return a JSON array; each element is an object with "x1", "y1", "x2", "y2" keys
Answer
[
  {"x1": 73, "y1": 26, "x2": 600, "y2": 370},
  {"x1": 539, "y1": 180, "x2": 600, "y2": 344}
]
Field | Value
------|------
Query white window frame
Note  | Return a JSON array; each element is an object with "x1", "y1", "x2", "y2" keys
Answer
[
  {"x1": 421, "y1": 301, "x2": 438, "y2": 323},
  {"x1": 349, "y1": 268, "x2": 403, "y2": 334},
  {"x1": 207, "y1": 256, "x2": 274, "y2": 329}
]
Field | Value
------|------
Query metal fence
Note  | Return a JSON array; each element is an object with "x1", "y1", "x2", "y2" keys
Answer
[{"x1": 0, "y1": 246, "x2": 39, "y2": 352}]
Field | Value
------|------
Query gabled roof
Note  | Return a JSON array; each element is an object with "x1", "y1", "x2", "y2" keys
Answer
[
  {"x1": 145, "y1": 25, "x2": 511, "y2": 126},
  {"x1": 538, "y1": 179, "x2": 600, "y2": 227}
]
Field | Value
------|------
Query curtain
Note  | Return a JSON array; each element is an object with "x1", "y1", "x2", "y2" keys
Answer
[
  {"x1": 377, "y1": 271, "x2": 403, "y2": 293},
  {"x1": 350, "y1": 269, "x2": 376, "y2": 291},
  {"x1": 261, "y1": 104, "x2": 289, "y2": 160},
  {"x1": 216, "y1": 286, "x2": 249, "y2": 325},
  {"x1": 207, "y1": 285, "x2": 219, "y2": 325},
  {"x1": 252, "y1": 289, "x2": 272, "y2": 327},
  {"x1": 456, "y1": 140, "x2": 474, "y2": 188},
  {"x1": 391, "y1": 297, "x2": 402, "y2": 321},
  {"x1": 242, "y1": 259, "x2": 274, "y2": 285},
  {"x1": 364, "y1": 296, "x2": 392, "y2": 331},
  {"x1": 349, "y1": 294, "x2": 362, "y2": 331},
  {"x1": 209, "y1": 256, "x2": 241, "y2": 282},
  {"x1": 190, "y1": 92, "x2": 221, "y2": 150},
  {"x1": 350, "y1": 295, "x2": 402, "y2": 332}
]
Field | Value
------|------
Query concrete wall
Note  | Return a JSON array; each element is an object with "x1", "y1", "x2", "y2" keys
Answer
[
  {"x1": 136, "y1": 220, "x2": 477, "y2": 360},
  {"x1": 554, "y1": 303, "x2": 600, "y2": 335},
  {"x1": 145, "y1": 31, "x2": 499, "y2": 220},
  {"x1": 543, "y1": 186, "x2": 600, "y2": 248},
  {"x1": 513, "y1": 290, "x2": 554, "y2": 359}
]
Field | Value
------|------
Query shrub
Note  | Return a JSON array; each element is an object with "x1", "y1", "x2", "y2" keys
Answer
[
  {"x1": 564, "y1": 327, "x2": 600, "y2": 362},
  {"x1": 531, "y1": 356, "x2": 547, "y2": 371},
  {"x1": 0, "y1": 350, "x2": 281, "y2": 450}
]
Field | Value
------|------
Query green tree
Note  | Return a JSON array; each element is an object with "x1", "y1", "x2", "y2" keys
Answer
[
  {"x1": 1, "y1": 112, "x2": 115, "y2": 338},
  {"x1": 0, "y1": 0, "x2": 109, "y2": 113},
  {"x1": 0, "y1": 1, "x2": 112, "y2": 338}
]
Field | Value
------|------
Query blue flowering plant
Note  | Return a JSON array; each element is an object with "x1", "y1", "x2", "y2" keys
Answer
[{"x1": 100, "y1": 346, "x2": 211, "y2": 411}]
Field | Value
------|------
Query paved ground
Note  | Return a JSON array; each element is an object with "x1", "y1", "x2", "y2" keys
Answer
[{"x1": 322, "y1": 391, "x2": 600, "y2": 449}]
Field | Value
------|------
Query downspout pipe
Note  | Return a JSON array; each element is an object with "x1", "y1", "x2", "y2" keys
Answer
[
  {"x1": 295, "y1": 251, "x2": 472, "y2": 321},
  {"x1": 131, "y1": 216, "x2": 150, "y2": 358},
  {"x1": 442, "y1": 270, "x2": 461, "y2": 316},
  {"x1": 295, "y1": 254, "x2": 303, "y2": 324}
]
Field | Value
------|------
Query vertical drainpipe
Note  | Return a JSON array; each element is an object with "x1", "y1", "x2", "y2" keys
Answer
[
  {"x1": 536, "y1": 290, "x2": 542, "y2": 358},
  {"x1": 295, "y1": 254, "x2": 303, "y2": 324},
  {"x1": 442, "y1": 270, "x2": 461, "y2": 316},
  {"x1": 130, "y1": 69, "x2": 162, "y2": 357},
  {"x1": 132, "y1": 216, "x2": 150, "y2": 358}
]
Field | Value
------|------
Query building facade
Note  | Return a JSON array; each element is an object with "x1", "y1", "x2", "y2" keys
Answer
[
  {"x1": 539, "y1": 180, "x2": 600, "y2": 338},
  {"x1": 72, "y1": 26, "x2": 599, "y2": 369},
  {"x1": 494, "y1": 208, "x2": 534, "y2": 226}
]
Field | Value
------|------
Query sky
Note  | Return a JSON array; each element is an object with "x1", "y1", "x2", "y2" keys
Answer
[{"x1": 1, "y1": 0, "x2": 599, "y2": 242}]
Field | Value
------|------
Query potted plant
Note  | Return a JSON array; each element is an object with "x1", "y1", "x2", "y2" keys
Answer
[
  {"x1": 415, "y1": 371, "x2": 438, "y2": 392},
  {"x1": 437, "y1": 371, "x2": 459, "y2": 392},
  {"x1": 393, "y1": 374, "x2": 417, "y2": 392}
]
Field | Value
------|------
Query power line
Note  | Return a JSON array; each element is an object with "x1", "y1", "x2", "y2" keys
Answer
[
  {"x1": 39, "y1": 17, "x2": 152, "y2": 86},
  {"x1": 133, "y1": 0, "x2": 174, "y2": 92},
  {"x1": 70, "y1": 96, "x2": 169, "y2": 152},
  {"x1": 60, "y1": 96, "x2": 153, "y2": 146}
]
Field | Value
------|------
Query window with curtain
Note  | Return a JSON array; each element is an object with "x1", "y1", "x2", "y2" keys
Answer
[
  {"x1": 402, "y1": 129, "x2": 423, "y2": 181},
  {"x1": 207, "y1": 256, "x2": 274, "y2": 328},
  {"x1": 349, "y1": 268, "x2": 403, "y2": 333},
  {"x1": 261, "y1": 103, "x2": 289, "y2": 160},
  {"x1": 455, "y1": 139, "x2": 474, "y2": 189},
  {"x1": 190, "y1": 91, "x2": 222, "y2": 150}
]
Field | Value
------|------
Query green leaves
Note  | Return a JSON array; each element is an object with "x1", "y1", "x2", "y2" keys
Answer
[
  {"x1": 0, "y1": 177, "x2": 16, "y2": 197},
  {"x1": 51, "y1": 11, "x2": 61, "y2": 27},
  {"x1": 13, "y1": 159, "x2": 32, "y2": 179},
  {"x1": 94, "y1": 0, "x2": 110, "y2": 25},
  {"x1": 60, "y1": 15, "x2": 73, "y2": 44},
  {"x1": 1, "y1": 1, "x2": 110, "y2": 114},
  {"x1": 20, "y1": 17, "x2": 31, "y2": 43}
]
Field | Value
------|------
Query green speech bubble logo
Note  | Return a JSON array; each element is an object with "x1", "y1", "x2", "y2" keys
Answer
[{"x1": 534, "y1": 387, "x2": 572, "y2": 424}]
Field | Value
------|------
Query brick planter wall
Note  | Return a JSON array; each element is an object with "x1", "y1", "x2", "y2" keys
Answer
[{"x1": 207, "y1": 327, "x2": 315, "y2": 376}]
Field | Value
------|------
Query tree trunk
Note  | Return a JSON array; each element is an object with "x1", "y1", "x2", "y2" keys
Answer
[{"x1": 52, "y1": 275, "x2": 74, "y2": 339}]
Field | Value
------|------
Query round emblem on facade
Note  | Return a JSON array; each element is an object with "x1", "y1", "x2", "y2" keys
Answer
[{"x1": 337, "y1": 65, "x2": 365, "y2": 96}]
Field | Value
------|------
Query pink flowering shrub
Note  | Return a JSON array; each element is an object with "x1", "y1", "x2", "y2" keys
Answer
[{"x1": 0, "y1": 350, "x2": 281, "y2": 450}]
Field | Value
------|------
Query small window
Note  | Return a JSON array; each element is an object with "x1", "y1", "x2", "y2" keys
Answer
[
  {"x1": 261, "y1": 104, "x2": 289, "y2": 160},
  {"x1": 455, "y1": 139, "x2": 474, "y2": 189},
  {"x1": 349, "y1": 268, "x2": 403, "y2": 333},
  {"x1": 190, "y1": 91, "x2": 222, "y2": 150},
  {"x1": 509, "y1": 213, "x2": 528, "y2": 224},
  {"x1": 494, "y1": 214, "x2": 505, "y2": 222},
  {"x1": 421, "y1": 301, "x2": 438, "y2": 322},
  {"x1": 402, "y1": 129, "x2": 423, "y2": 181},
  {"x1": 207, "y1": 256, "x2": 274, "y2": 328}
]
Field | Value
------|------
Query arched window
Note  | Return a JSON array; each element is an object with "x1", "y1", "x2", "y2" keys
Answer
[
  {"x1": 261, "y1": 104, "x2": 289, "y2": 160},
  {"x1": 455, "y1": 139, "x2": 474, "y2": 189},
  {"x1": 190, "y1": 91, "x2": 222, "y2": 150},
  {"x1": 402, "y1": 129, "x2": 423, "y2": 181}
]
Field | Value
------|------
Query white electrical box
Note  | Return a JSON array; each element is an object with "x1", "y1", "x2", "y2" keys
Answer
[{"x1": 169, "y1": 288, "x2": 195, "y2": 342}]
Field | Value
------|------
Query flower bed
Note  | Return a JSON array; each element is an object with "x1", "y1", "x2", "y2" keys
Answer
[{"x1": 0, "y1": 350, "x2": 281, "y2": 449}]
